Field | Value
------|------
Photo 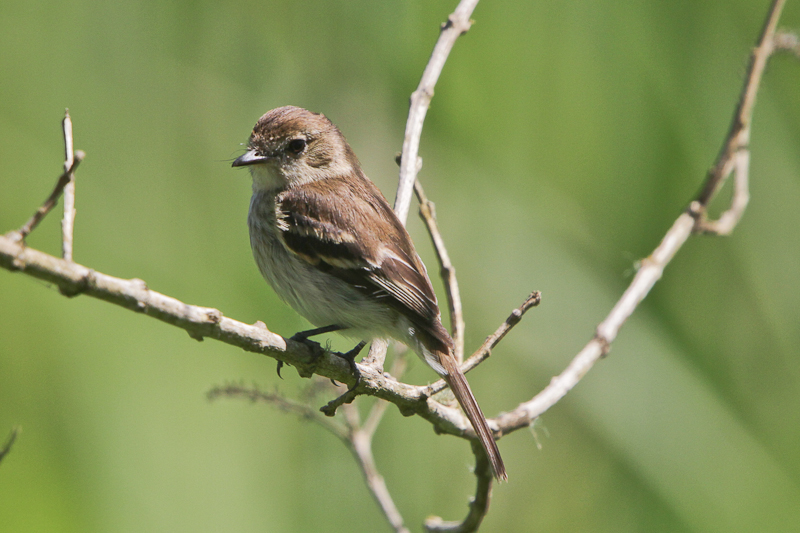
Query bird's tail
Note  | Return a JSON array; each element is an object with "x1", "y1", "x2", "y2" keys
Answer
[{"x1": 439, "y1": 352, "x2": 507, "y2": 482}]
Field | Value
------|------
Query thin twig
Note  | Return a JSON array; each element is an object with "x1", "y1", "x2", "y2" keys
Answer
[
  {"x1": 694, "y1": 0, "x2": 785, "y2": 232},
  {"x1": 350, "y1": 431, "x2": 410, "y2": 533},
  {"x1": 360, "y1": 338, "x2": 389, "y2": 374},
  {"x1": 494, "y1": 214, "x2": 695, "y2": 431},
  {"x1": 421, "y1": 293, "x2": 540, "y2": 533},
  {"x1": 0, "y1": 427, "x2": 20, "y2": 466},
  {"x1": 212, "y1": 379, "x2": 411, "y2": 532},
  {"x1": 393, "y1": 0, "x2": 478, "y2": 224},
  {"x1": 386, "y1": 0, "x2": 477, "y2": 370},
  {"x1": 0, "y1": 3, "x2": 793, "y2": 532},
  {"x1": 359, "y1": 0, "x2": 480, "y2": 413},
  {"x1": 415, "y1": 180, "x2": 466, "y2": 362},
  {"x1": 6, "y1": 152, "x2": 85, "y2": 243},
  {"x1": 61, "y1": 110, "x2": 76, "y2": 261},
  {"x1": 491, "y1": 0, "x2": 790, "y2": 434},
  {"x1": 324, "y1": 361, "x2": 411, "y2": 530},
  {"x1": 390, "y1": 6, "x2": 498, "y2": 528},
  {"x1": 344, "y1": 409, "x2": 411, "y2": 533},
  {"x1": 426, "y1": 291, "x2": 541, "y2": 397},
  {"x1": 346, "y1": 353, "x2": 411, "y2": 531},
  {"x1": 208, "y1": 383, "x2": 348, "y2": 438},
  {"x1": 0, "y1": 235, "x2": 478, "y2": 438},
  {"x1": 425, "y1": 441, "x2": 493, "y2": 533},
  {"x1": 362, "y1": 354, "x2": 408, "y2": 439}
]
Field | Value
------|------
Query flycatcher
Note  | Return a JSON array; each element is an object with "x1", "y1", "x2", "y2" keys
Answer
[{"x1": 233, "y1": 106, "x2": 506, "y2": 481}]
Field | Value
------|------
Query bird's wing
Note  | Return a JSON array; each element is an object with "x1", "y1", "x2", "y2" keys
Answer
[{"x1": 275, "y1": 176, "x2": 444, "y2": 331}]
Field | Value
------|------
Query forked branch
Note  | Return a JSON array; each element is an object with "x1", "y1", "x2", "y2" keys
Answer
[
  {"x1": 6, "y1": 110, "x2": 84, "y2": 246},
  {"x1": 492, "y1": 0, "x2": 793, "y2": 435},
  {"x1": 0, "y1": 1, "x2": 796, "y2": 532}
]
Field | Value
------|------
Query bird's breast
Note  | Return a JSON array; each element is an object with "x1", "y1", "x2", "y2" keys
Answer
[{"x1": 247, "y1": 191, "x2": 396, "y2": 337}]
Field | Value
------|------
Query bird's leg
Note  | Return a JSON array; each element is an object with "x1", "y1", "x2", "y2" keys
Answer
[
  {"x1": 291, "y1": 324, "x2": 345, "y2": 341},
  {"x1": 338, "y1": 341, "x2": 367, "y2": 391},
  {"x1": 277, "y1": 325, "x2": 346, "y2": 378},
  {"x1": 284, "y1": 326, "x2": 364, "y2": 389},
  {"x1": 319, "y1": 341, "x2": 368, "y2": 418}
]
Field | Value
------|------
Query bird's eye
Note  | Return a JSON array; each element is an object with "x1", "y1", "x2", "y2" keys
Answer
[{"x1": 287, "y1": 138, "x2": 306, "y2": 155}]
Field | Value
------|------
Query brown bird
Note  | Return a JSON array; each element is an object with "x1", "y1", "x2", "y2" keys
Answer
[{"x1": 233, "y1": 106, "x2": 506, "y2": 480}]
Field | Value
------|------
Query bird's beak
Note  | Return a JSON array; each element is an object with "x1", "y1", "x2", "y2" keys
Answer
[{"x1": 232, "y1": 149, "x2": 269, "y2": 167}]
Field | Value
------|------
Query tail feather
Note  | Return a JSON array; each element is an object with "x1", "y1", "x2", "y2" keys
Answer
[{"x1": 440, "y1": 352, "x2": 507, "y2": 482}]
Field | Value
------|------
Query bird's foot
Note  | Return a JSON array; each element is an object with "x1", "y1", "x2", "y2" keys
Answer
[
  {"x1": 285, "y1": 326, "x2": 342, "y2": 379},
  {"x1": 335, "y1": 341, "x2": 366, "y2": 391}
]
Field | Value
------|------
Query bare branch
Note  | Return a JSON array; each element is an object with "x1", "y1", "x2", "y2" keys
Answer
[
  {"x1": 212, "y1": 379, "x2": 410, "y2": 532},
  {"x1": 360, "y1": 338, "x2": 389, "y2": 374},
  {"x1": 495, "y1": 214, "x2": 695, "y2": 432},
  {"x1": 0, "y1": 234, "x2": 478, "y2": 439},
  {"x1": 61, "y1": 110, "x2": 76, "y2": 261},
  {"x1": 1, "y1": 3, "x2": 794, "y2": 532},
  {"x1": 6, "y1": 151, "x2": 85, "y2": 244},
  {"x1": 363, "y1": 355, "x2": 408, "y2": 439},
  {"x1": 415, "y1": 180, "x2": 466, "y2": 361},
  {"x1": 693, "y1": 150, "x2": 750, "y2": 235},
  {"x1": 394, "y1": 0, "x2": 479, "y2": 223},
  {"x1": 694, "y1": 0, "x2": 785, "y2": 232},
  {"x1": 426, "y1": 291, "x2": 541, "y2": 397},
  {"x1": 382, "y1": 0, "x2": 479, "y2": 375},
  {"x1": 492, "y1": 0, "x2": 792, "y2": 435},
  {"x1": 345, "y1": 410, "x2": 411, "y2": 533},
  {"x1": 208, "y1": 383, "x2": 348, "y2": 439},
  {"x1": 421, "y1": 289, "x2": 540, "y2": 532}
]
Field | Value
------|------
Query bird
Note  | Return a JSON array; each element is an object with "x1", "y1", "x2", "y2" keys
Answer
[{"x1": 232, "y1": 105, "x2": 506, "y2": 481}]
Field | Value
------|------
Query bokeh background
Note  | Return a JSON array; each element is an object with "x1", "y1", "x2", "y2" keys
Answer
[{"x1": 2, "y1": 1, "x2": 799, "y2": 531}]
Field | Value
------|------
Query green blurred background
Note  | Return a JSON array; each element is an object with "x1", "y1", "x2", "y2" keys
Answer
[{"x1": 2, "y1": 1, "x2": 799, "y2": 531}]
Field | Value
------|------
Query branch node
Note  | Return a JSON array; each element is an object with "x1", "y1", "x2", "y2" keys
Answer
[
  {"x1": 687, "y1": 200, "x2": 705, "y2": 219},
  {"x1": 205, "y1": 309, "x2": 222, "y2": 324},
  {"x1": 398, "y1": 393, "x2": 424, "y2": 417},
  {"x1": 445, "y1": 12, "x2": 474, "y2": 35},
  {"x1": 594, "y1": 333, "x2": 611, "y2": 358},
  {"x1": 412, "y1": 87, "x2": 434, "y2": 103},
  {"x1": 4, "y1": 230, "x2": 23, "y2": 246},
  {"x1": 8, "y1": 243, "x2": 25, "y2": 270},
  {"x1": 59, "y1": 268, "x2": 95, "y2": 298}
]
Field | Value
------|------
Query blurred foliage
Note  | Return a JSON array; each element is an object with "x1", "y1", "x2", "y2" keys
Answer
[{"x1": 1, "y1": 1, "x2": 799, "y2": 531}]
